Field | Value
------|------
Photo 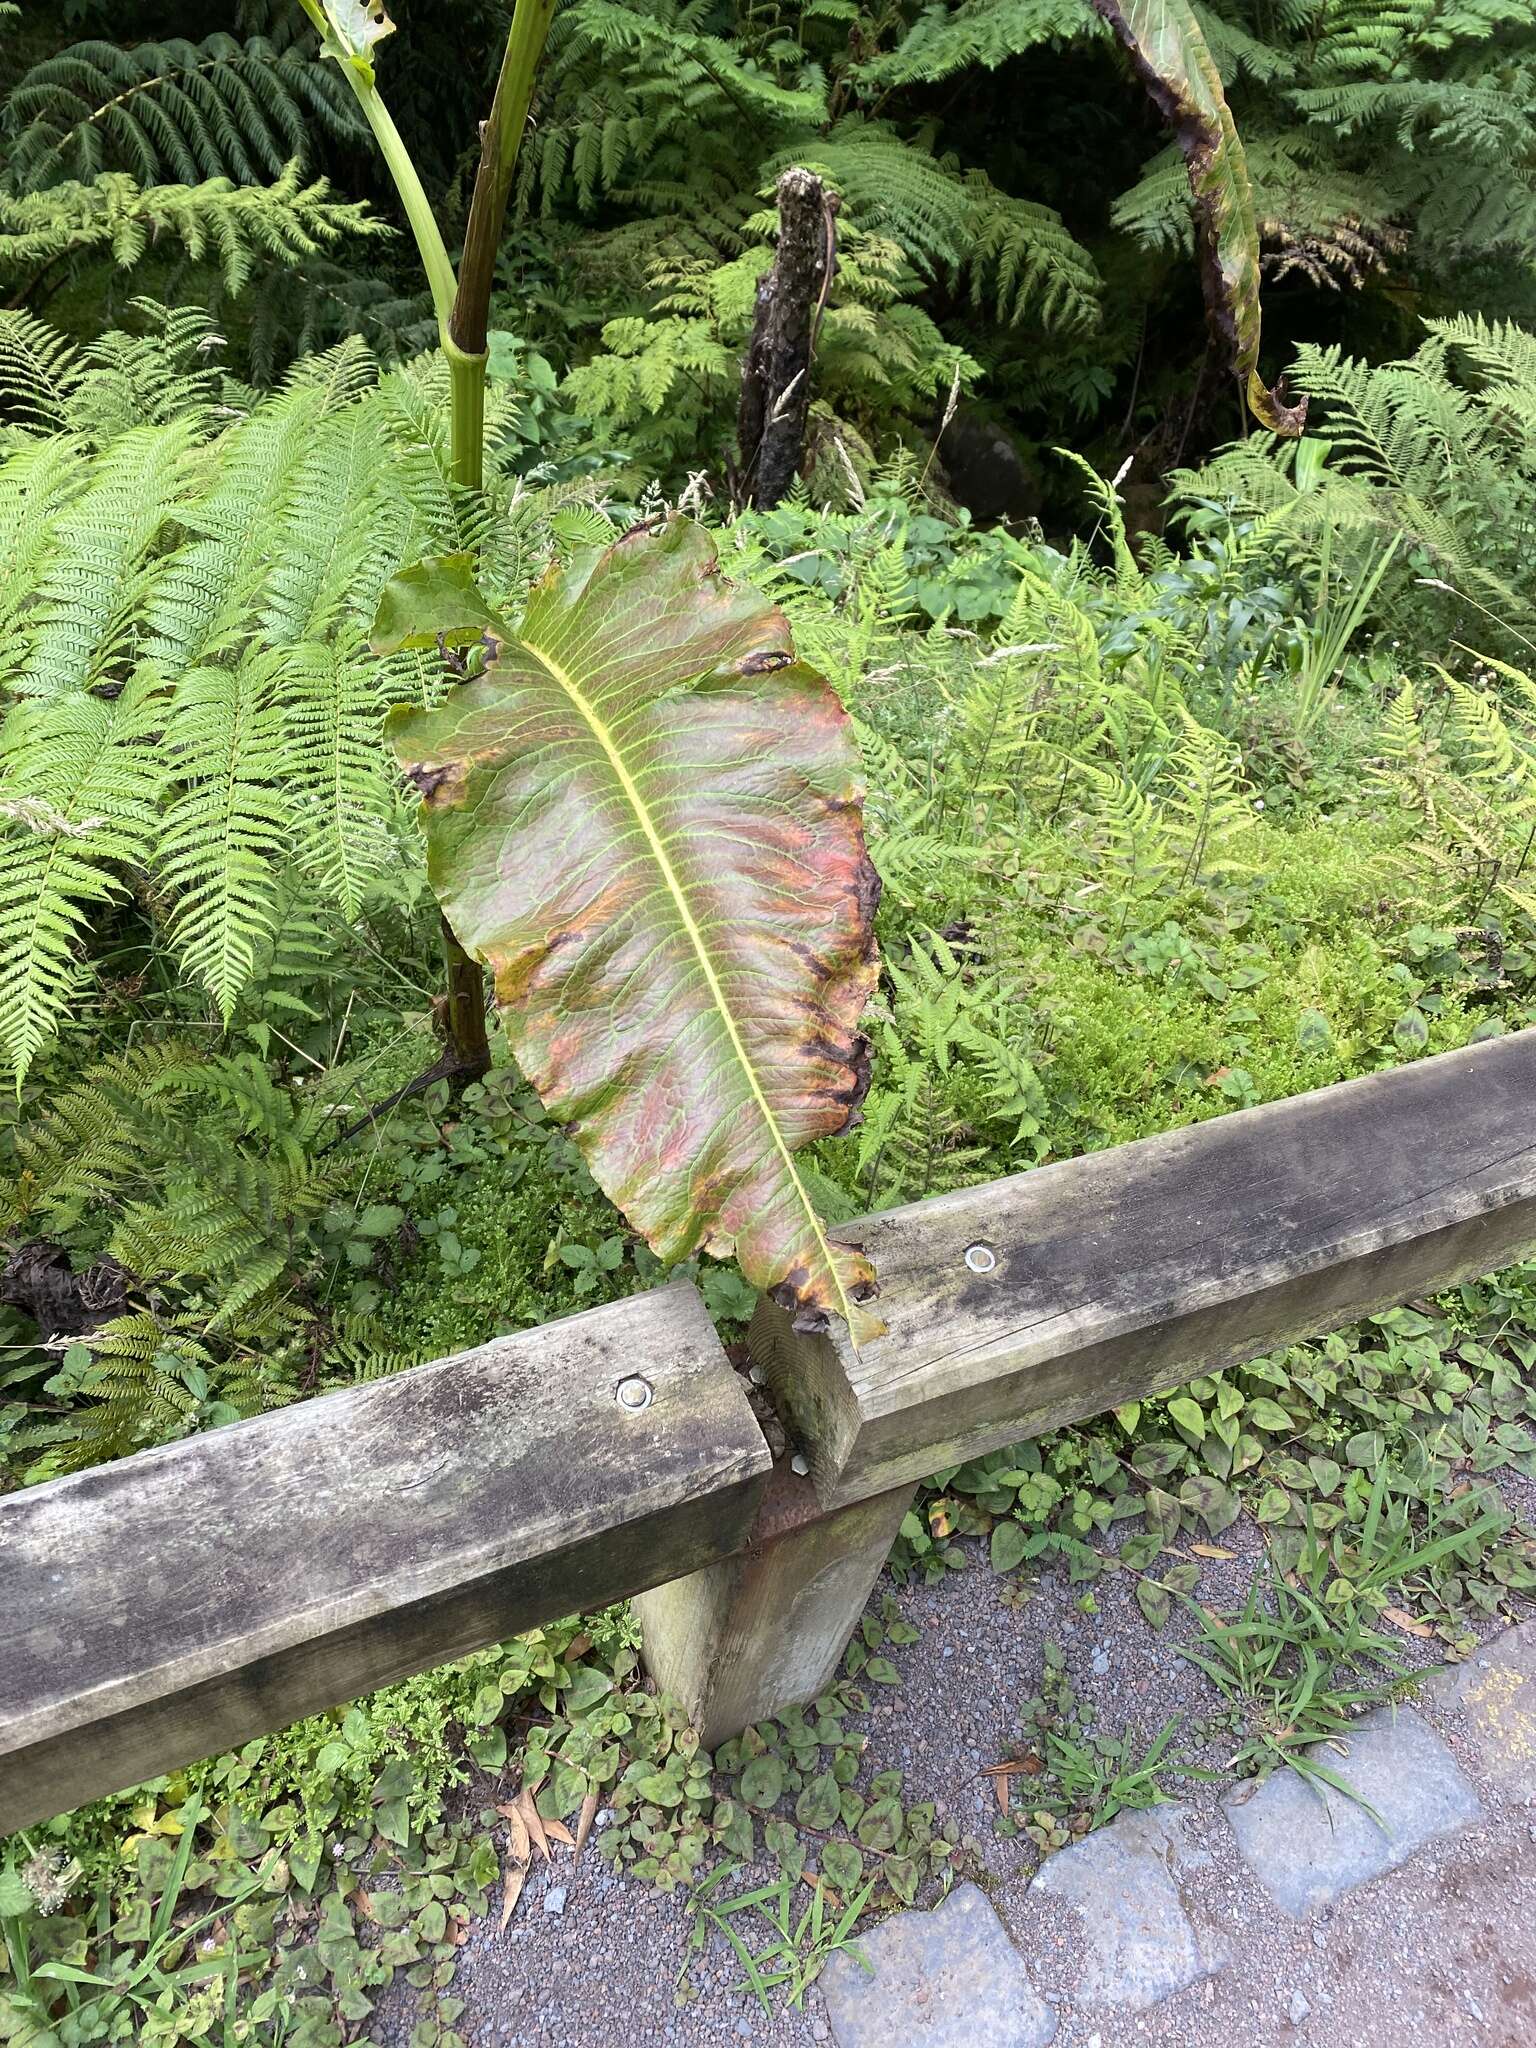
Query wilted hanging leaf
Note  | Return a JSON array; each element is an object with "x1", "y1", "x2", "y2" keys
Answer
[
  {"x1": 1089, "y1": 0, "x2": 1306, "y2": 435},
  {"x1": 383, "y1": 517, "x2": 883, "y2": 1345}
]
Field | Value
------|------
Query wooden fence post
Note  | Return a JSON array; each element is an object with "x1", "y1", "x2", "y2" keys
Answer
[{"x1": 632, "y1": 1466, "x2": 914, "y2": 1747}]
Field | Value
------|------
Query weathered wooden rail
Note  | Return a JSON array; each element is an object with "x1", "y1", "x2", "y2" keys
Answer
[{"x1": 6, "y1": 1032, "x2": 1536, "y2": 1832}]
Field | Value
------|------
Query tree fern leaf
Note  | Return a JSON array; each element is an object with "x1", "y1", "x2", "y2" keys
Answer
[
  {"x1": 157, "y1": 660, "x2": 293, "y2": 1019},
  {"x1": 5, "y1": 33, "x2": 365, "y2": 192},
  {"x1": 15, "y1": 418, "x2": 196, "y2": 699},
  {"x1": 0, "y1": 673, "x2": 168, "y2": 1083}
]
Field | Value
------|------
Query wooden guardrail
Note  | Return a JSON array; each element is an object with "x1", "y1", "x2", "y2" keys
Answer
[
  {"x1": 6, "y1": 1031, "x2": 1536, "y2": 1830},
  {"x1": 1, "y1": 1286, "x2": 769, "y2": 1832}
]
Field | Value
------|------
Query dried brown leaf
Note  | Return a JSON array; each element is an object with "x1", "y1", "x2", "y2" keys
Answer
[
  {"x1": 574, "y1": 1789, "x2": 600, "y2": 1863},
  {"x1": 517, "y1": 1787, "x2": 550, "y2": 1863},
  {"x1": 496, "y1": 1801, "x2": 531, "y2": 1867},
  {"x1": 1383, "y1": 1605, "x2": 1435, "y2": 1638}
]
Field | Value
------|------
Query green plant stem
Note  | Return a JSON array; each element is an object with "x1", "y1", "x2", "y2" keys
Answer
[
  {"x1": 437, "y1": 0, "x2": 558, "y2": 1054},
  {"x1": 352, "y1": 86, "x2": 459, "y2": 332},
  {"x1": 302, "y1": 3, "x2": 554, "y2": 1081},
  {"x1": 297, "y1": 6, "x2": 458, "y2": 332},
  {"x1": 446, "y1": 332, "x2": 488, "y2": 490}
]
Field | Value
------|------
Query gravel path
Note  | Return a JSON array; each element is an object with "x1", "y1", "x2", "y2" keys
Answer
[{"x1": 368, "y1": 1514, "x2": 1534, "y2": 2048}]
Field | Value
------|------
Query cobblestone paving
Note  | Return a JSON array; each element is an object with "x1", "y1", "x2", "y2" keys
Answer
[{"x1": 822, "y1": 1624, "x2": 1536, "y2": 2048}]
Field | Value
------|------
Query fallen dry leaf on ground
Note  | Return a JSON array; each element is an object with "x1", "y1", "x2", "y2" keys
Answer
[
  {"x1": 980, "y1": 1757, "x2": 1042, "y2": 1797},
  {"x1": 517, "y1": 1787, "x2": 550, "y2": 1861},
  {"x1": 495, "y1": 1800, "x2": 531, "y2": 1867},
  {"x1": 574, "y1": 1789, "x2": 600, "y2": 1862},
  {"x1": 499, "y1": 1864, "x2": 526, "y2": 1931},
  {"x1": 1383, "y1": 1605, "x2": 1435, "y2": 1637}
]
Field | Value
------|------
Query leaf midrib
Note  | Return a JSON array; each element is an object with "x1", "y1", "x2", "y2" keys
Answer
[{"x1": 518, "y1": 627, "x2": 863, "y2": 1340}]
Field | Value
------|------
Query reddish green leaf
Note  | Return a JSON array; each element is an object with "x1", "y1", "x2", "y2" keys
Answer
[
  {"x1": 386, "y1": 516, "x2": 883, "y2": 1343},
  {"x1": 1090, "y1": 0, "x2": 1306, "y2": 436}
]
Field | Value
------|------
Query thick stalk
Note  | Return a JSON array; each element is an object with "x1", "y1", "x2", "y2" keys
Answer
[
  {"x1": 437, "y1": 0, "x2": 555, "y2": 1062},
  {"x1": 297, "y1": 5, "x2": 458, "y2": 331},
  {"x1": 447, "y1": 0, "x2": 558, "y2": 487},
  {"x1": 439, "y1": 914, "x2": 492, "y2": 1082},
  {"x1": 446, "y1": 334, "x2": 488, "y2": 490}
]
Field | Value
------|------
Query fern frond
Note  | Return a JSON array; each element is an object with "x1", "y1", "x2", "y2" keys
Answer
[
  {"x1": 959, "y1": 171, "x2": 1102, "y2": 332},
  {"x1": 5, "y1": 33, "x2": 365, "y2": 193},
  {"x1": 276, "y1": 639, "x2": 403, "y2": 919},
  {"x1": 0, "y1": 310, "x2": 84, "y2": 431},
  {"x1": 3, "y1": 1041, "x2": 202, "y2": 1230},
  {"x1": 852, "y1": 0, "x2": 1096, "y2": 90},
  {"x1": 158, "y1": 659, "x2": 293, "y2": 1019},
  {"x1": 0, "y1": 162, "x2": 385, "y2": 296},
  {"x1": 1161, "y1": 711, "x2": 1257, "y2": 888},
  {"x1": 0, "y1": 673, "x2": 169, "y2": 1083},
  {"x1": 13, "y1": 418, "x2": 195, "y2": 699}
]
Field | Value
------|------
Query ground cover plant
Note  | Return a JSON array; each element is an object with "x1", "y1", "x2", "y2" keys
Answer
[{"x1": 5, "y1": 1, "x2": 1536, "y2": 2043}]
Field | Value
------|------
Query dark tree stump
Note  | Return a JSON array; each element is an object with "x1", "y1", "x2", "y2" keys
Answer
[{"x1": 735, "y1": 167, "x2": 833, "y2": 510}]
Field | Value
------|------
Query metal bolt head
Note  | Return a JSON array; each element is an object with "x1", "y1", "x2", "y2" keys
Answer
[
  {"x1": 615, "y1": 1375, "x2": 653, "y2": 1412},
  {"x1": 964, "y1": 1243, "x2": 998, "y2": 1274}
]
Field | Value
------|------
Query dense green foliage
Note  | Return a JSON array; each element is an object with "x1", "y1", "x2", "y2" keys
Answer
[{"x1": 10, "y1": 0, "x2": 1536, "y2": 478}]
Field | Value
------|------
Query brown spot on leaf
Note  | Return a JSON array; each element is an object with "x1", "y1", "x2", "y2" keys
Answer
[
  {"x1": 405, "y1": 760, "x2": 468, "y2": 804},
  {"x1": 739, "y1": 649, "x2": 793, "y2": 676},
  {"x1": 854, "y1": 852, "x2": 883, "y2": 928},
  {"x1": 829, "y1": 1032, "x2": 873, "y2": 1138}
]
